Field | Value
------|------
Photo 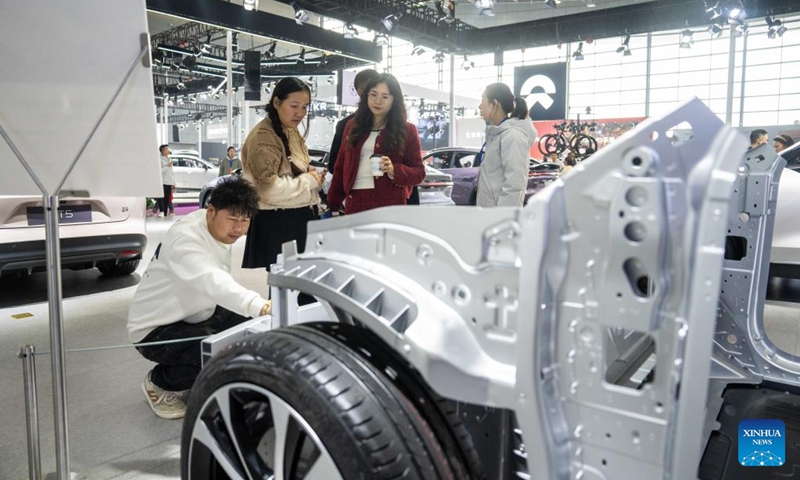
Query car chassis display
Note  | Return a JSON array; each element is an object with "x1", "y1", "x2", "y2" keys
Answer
[{"x1": 185, "y1": 99, "x2": 789, "y2": 480}]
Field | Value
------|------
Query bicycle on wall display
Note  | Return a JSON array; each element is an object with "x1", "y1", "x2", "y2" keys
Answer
[{"x1": 537, "y1": 117, "x2": 599, "y2": 160}]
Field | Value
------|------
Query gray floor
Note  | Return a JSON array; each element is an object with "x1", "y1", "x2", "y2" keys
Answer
[
  {"x1": 0, "y1": 216, "x2": 268, "y2": 480},
  {"x1": 0, "y1": 215, "x2": 798, "y2": 480}
]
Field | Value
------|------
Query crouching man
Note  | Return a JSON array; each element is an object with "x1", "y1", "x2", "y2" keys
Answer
[{"x1": 127, "y1": 176, "x2": 271, "y2": 419}]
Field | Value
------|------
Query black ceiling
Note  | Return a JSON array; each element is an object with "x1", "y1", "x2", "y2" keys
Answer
[{"x1": 277, "y1": 0, "x2": 800, "y2": 55}]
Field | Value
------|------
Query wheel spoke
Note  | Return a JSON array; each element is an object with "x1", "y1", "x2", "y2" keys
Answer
[
  {"x1": 191, "y1": 420, "x2": 247, "y2": 480},
  {"x1": 303, "y1": 452, "x2": 344, "y2": 480},
  {"x1": 268, "y1": 392, "x2": 293, "y2": 480},
  {"x1": 212, "y1": 387, "x2": 256, "y2": 480}
]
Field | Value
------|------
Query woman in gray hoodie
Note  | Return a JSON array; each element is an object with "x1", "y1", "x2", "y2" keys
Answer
[{"x1": 477, "y1": 83, "x2": 538, "y2": 207}]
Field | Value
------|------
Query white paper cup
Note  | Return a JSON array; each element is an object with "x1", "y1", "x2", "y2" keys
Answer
[{"x1": 370, "y1": 156, "x2": 383, "y2": 177}]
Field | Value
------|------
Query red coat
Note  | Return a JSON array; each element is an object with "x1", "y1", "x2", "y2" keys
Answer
[{"x1": 328, "y1": 121, "x2": 425, "y2": 214}]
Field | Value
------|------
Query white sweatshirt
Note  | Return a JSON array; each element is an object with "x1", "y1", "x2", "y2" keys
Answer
[{"x1": 127, "y1": 209, "x2": 269, "y2": 343}]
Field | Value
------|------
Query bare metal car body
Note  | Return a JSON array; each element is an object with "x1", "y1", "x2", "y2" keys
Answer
[{"x1": 188, "y1": 100, "x2": 794, "y2": 479}]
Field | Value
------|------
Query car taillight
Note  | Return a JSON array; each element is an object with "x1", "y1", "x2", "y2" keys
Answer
[{"x1": 120, "y1": 250, "x2": 139, "y2": 257}]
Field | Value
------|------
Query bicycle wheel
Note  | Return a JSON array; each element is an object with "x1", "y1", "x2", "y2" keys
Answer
[{"x1": 538, "y1": 134, "x2": 561, "y2": 156}]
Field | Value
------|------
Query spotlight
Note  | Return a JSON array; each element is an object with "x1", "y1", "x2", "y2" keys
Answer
[
  {"x1": 202, "y1": 33, "x2": 212, "y2": 54},
  {"x1": 475, "y1": 0, "x2": 495, "y2": 16},
  {"x1": 382, "y1": 13, "x2": 402, "y2": 31},
  {"x1": 265, "y1": 84, "x2": 271, "y2": 95},
  {"x1": 679, "y1": 29, "x2": 694, "y2": 48},
  {"x1": 177, "y1": 80, "x2": 187, "y2": 90},
  {"x1": 191, "y1": 96, "x2": 197, "y2": 104},
  {"x1": 374, "y1": 33, "x2": 389, "y2": 46},
  {"x1": 461, "y1": 55, "x2": 475, "y2": 70},
  {"x1": 734, "y1": 23, "x2": 748, "y2": 37},
  {"x1": 616, "y1": 34, "x2": 630, "y2": 53},
  {"x1": 727, "y1": 6, "x2": 744, "y2": 22},
  {"x1": 766, "y1": 16, "x2": 788, "y2": 38},
  {"x1": 327, "y1": 75, "x2": 334, "y2": 85},
  {"x1": 623, "y1": 48, "x2": 632, "y2": 57},
  {"x1": 573, "y1": 42, "x2": 584, "y2": 61},
  {"x1": 243, "y1": 0, "x2": 258, "y2": 11},
  {"x1": 707, "y1": 23, "x2": 724, "y2": 37},
  {"x1": 292, "y1": 2, "x2": 310, "y2": 25},
  {"x1": 433, "y1": 51, "x2": 445, "y2": 64},
  {"x1": 344, "y1": 23, "x2": 359, "y2": 39},
  {"x1": 265, "y1": 42, "x2": 276, "y2": 58},
  {"x1": 232, "y1": 32, "x2": 239, "y2": 52},
  {"x1": 297, "y1": 48, "x2": 306, "y2": 64},
  {"x1": 545, "y1": 0, "x2": 557, "y2": 8}
]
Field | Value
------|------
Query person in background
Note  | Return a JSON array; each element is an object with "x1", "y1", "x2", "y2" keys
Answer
[
  {"x1": 128, "y1": 177, "x2": 270, "y2": 419},
  {"x1": 774, "y1": 134, "x2": 795, "y2": 154},
  {"x1": 327, "y1": 73, "x2": 425, "y2": 214},
  {"x1": 219, "y1": 146, "x2": 243, "y2": 177},
  {"x1": 476, "y1": 83, "x2": 538, "y2": 207},
  {"x1": 749, "y1": 129, "x2": 769, "y2": 150},
  {"x1": 328, "y1": 69, "x2": 380, "y2": 174},
  {"x1": 562, "y1": 155, "x2": 577, "y2": 174},
  {"x1": 240, "y1": 77, "x2": 324, "y2": 306},
  {"x1": 158, "y1": 144, "x2": 174, "y2": 218}
]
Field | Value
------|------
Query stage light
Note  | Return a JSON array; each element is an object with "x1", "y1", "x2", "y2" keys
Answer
[
  {"x1": 679, "y1": 29, "x2": 694, "y2": 48},
  {"x1": 572, "y1": 42, "x2": 584, "y2": 60}
]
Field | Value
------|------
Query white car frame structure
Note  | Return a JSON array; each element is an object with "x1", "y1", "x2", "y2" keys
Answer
[{"x1": 184, "y1": 100, "x2": 793, "y2": 480}]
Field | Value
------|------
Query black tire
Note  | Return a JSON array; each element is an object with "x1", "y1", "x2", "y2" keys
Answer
[
  {"x1": 181, "y1": 325, "x2": 458, "y2": 480},
  {"x1": 305, "y1": 322, "x2": 487, "y2": 480},
  {"x1": 538, "y1": 133, "x2": 565, "y2": 156},
  {"x1": 97, "y1": 259, "x2": 139, "y2": 277}
]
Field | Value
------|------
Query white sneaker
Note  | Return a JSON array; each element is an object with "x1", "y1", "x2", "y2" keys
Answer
[
  {"x1": 142, "y1": 372, "x2": 186, "y2": 419},
  {"x1": 156, "y1": 212, "x2": 164, "y2": 218}
]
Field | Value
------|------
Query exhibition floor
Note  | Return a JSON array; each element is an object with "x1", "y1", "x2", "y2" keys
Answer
[
  {"x1": 0, "y1": 213, "x2": 798, "y2": 480},
  {"x1": 0, "y1": 215, "x2": 268, "y2": 480}
]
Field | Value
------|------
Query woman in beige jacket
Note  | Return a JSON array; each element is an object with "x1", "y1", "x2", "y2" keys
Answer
[{"x1": 240, "y1": 77, "x2": 324, "y2": 305}]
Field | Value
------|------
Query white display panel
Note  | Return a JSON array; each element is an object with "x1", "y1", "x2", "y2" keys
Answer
[{"x1": 0, "y1": 0, "x2": 162, "y2": 197}]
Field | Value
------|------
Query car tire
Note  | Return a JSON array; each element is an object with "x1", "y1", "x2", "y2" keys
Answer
[
  {"x1": 305, "y1": 322, "x2": 487, "y2": 480},
  {"x1": 97, "y1": 259, "x2": 139, "y2": 277},
  {"x1": 469, "y1": 189, "x2": 478, "y2": 206},
  {"x1": 182, "y1": 325, "x2": 458, "y2": 480}
]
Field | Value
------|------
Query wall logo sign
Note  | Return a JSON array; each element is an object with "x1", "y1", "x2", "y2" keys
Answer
[
  {"x1": 738, "y1": 419, "x2": 785, "y2": 467},
  {"x1": 514, "y1": 63, "x2": 567, "y2": 121}
]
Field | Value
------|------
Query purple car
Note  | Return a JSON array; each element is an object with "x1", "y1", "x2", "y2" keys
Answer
[{"x1": 422, "y1": 147, "x2": 561, "y2": 205}]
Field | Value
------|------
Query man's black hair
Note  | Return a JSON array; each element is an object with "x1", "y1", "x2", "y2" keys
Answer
[
  {"x1": 159, "y1": 144, "x2": 169, "y2": 154},
  {"x1": 227, "y1": 146, "x2": 236, "y2": 152},
  {"x1": 207, "y1": 176, "x2": 259, "y2": 218},
  {"x1": 750, "y1": 129, "x2": 768, "y2": 144}
]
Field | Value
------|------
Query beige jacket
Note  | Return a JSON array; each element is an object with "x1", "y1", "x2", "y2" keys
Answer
[{"x1": 241, "y1": 118, "x2": 320, "y2": 210}]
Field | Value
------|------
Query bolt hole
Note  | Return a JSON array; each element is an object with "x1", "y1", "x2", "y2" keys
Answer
[
  {"x1": 632, "y1": 157, "x2": 643, "y2": 167},
  {"x1": 602, "y1": 459, "x2": 608, "y2": 466}
]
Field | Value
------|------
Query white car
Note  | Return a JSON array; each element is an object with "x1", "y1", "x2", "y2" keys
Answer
[
  {"x1": 169, "y1": 153, "x2": 218, "y2": 192},
  {"x1": 0, "y1": 196, "x2": 147, "y2": 277}
]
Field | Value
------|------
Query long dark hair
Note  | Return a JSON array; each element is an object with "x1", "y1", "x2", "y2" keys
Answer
[
  {"x1": 265, "y1": 77, "x2": 311, "y2": 158},
  {"x1": 484, "y1": 82, "x2": 529, "y2": 120},
  {"x1": 348, "y1": 73, "x2": 407, "y2": 154}
]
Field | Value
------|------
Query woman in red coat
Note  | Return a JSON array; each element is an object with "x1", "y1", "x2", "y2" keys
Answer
[{"x1": 328, "y1": 73, "x2": 425, "y2": 214}]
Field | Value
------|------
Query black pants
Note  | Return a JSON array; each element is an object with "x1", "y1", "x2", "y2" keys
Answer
[
  {"x1": 135, "y1": 306, "x2": 248, "y2": 391},
  {"x1": 157, "y1": 184, "x2": 173, "y2": 214}
]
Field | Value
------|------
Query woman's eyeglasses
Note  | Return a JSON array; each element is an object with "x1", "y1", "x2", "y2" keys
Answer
[{"x1": 368, "y1": 92, "x2": 393, "y2": 103}]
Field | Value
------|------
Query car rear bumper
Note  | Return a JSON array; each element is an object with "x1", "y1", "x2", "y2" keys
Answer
[{"x1": 0, "y1": 233, "x2": 147, "y2": 274}]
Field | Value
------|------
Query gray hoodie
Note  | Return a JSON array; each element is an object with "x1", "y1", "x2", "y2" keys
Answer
[{"x1": 477, "y1": 117, "x2": 538, "y2": 207}]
